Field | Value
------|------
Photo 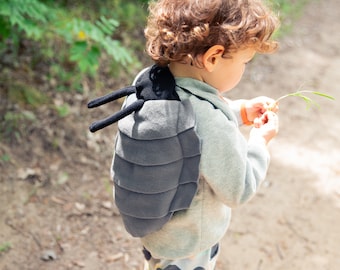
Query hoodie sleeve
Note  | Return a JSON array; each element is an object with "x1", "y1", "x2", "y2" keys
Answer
[
  {"x1": 192, "y1": 96, "x2": 270, "y2": 207},
  {"x1": 227, "y1": 98, "x2": 247, "y2": 126}
]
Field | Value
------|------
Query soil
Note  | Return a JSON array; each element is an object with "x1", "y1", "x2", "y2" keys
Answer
[{"x1": 1, "y1": 0, "x2": 339, "y2": 269}]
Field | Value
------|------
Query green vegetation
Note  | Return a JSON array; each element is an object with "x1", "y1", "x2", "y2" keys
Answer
[
  {"x1": 1, "y1": 154, "x2": 11, "y2": 163},
  {"x1": 0, "y1": 0, "x2": 148, "y2": 140},
  {"x1": 0, "y1": 0, "x2": 312, "y2": 141},
  {"x1": 0, "y1": 0, "x2": 146, "y2": 78},
  {"x1": 0, "y1": 242, "x2": 11, "y2": 254},
  {"x1": 269, "y1": 0, "x2": 312, "y2": 36},
  {"x1": 269, "y1": 90, "x2": 335, "y2": 110}
]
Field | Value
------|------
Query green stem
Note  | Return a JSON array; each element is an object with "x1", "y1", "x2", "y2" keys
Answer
[{"x1": 269, "y1": 90, "x2": 335, "y2": 110}]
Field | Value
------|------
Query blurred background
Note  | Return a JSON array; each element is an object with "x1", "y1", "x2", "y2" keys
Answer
[{"x1": 0, "y1": 0, "x2": 339, "y2": 269}]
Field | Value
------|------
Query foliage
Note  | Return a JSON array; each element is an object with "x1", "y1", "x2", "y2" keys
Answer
[
  {"x1": 0, "y1": 0, "x2": 136, "y2": 77},
  {"x1": 268, "y1": 0, "x2": 312, "y2": 35},
  {"x1": 1, "y1": 154, "x2": 11, "y2": 163},
  {"x1": 0, "y1": 0, "x2": 148, "y2": 141},
  {"x1": 0, "y1": 0, "x2": 48, "y2": 41},
  {"x1": 0, "y1": 0, "x2": 312, "y2": 141},
  {"x1": 0, "y1": 111, "x2": 31, "y2": 141},
  {"x1": 0, "y1": 242, "x2": 11, "y2": 254},
  {"x1": 55, "y1": 104, "x2": 70, "y2": 118},
  {"x1": 7, "y1": 82, "x2": 48, "y2": 108}
]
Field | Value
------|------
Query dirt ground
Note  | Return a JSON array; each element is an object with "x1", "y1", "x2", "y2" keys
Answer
[{"x1": 1, "y1": 0, "x2": 339, "y2": 269}]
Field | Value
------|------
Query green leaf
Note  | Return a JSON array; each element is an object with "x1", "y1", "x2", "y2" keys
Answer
[
  {"x1": 0, "y1": 18, "x2": 10, "y2": 38},
  {"x1": 96, "y1": 16, "x2": 119, "y2": 35},
  {"x1": 271, "y1": 90, "x2": 335, "y2": 111},
  {"x1": 311, "y1": 91, "x2": 335, "y2": 100},
  {"x1": 87, "y1": 46, "x2": 100, "y2": 65},
  {"x1": 70, "y1": 41, "x2": 88, "y2": 62}
]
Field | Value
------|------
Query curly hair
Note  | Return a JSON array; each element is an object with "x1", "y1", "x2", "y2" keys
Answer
[{"x1": 145, "y1": 0, "x2": 280, "y2": 66}]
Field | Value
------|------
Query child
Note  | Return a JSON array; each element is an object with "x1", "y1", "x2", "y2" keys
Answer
[{"x1": 116, "y1": 0, "x2": 280, "y2": 269}]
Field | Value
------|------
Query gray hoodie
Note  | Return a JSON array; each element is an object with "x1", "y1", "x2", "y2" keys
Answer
[{"x1": 140, "y1": 77, "x2": 270, "y2": 259}]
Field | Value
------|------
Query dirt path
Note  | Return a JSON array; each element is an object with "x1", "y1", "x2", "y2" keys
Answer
[
  {"x1": 0, "y1": 0, "x2": 339, "y2": 270},
  {"x1": 219, "y1": 0, "x2": 340, "y2": 269}
]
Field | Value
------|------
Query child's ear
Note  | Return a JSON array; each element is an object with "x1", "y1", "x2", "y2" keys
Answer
[{"x1": 202, "y1": 45, "x2": 225, "y2": 72}]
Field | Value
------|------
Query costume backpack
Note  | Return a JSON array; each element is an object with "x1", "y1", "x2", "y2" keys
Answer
[{"x1": 88, "y1": 65, "x2": 201, "y2": 237}]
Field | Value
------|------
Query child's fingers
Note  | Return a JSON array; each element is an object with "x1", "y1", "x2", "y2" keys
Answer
[
  {"x1": 250, "y1": 111, "x2": 279, "y2": 144},
  {"x1": 266, "y1": 101, "x2": 279, "y2": 112},
  {"x1": 265, "y1": 111, "x2": 279, "y2": 131},
  {"x1": 253, "y1": 117, "x2": 261, "y2": 128},
  {"x1": 253, "y1": 113, "x2": 268, "y2": 127},
  {"x1": 253, "y1": 110, "x2": 279, "y2": 130},
  {"x1": 266, "y1": 110, "x2": 278, "y2": 121}
]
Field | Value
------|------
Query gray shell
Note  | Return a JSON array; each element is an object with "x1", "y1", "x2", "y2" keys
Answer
[{"x1": 112, "y1": 96, "x2": 201, "y2": 237}]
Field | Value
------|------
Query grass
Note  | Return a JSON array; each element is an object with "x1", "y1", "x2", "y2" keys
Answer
[{"x1": 269, "y1": 90, "x2": 335, "y2": 110}]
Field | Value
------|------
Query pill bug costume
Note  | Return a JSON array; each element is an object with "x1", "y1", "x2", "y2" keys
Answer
[{"x1": 88, "y1": 65, "x2": 201, "y2": 237}]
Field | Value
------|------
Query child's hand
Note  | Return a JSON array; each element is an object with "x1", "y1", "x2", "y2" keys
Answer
[
  {"x1": 244, "y1": 96, "x2": 278, "y2": 123},
  {"x1": 250, "y1": 111, "x2": 279, "y2": 144}
]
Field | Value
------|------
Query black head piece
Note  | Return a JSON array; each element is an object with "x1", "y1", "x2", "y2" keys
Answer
[{"x1": 87, "y1": 65, "x2": 178, "y2": 132}]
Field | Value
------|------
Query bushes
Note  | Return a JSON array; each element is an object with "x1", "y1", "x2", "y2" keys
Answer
[
  {"x1": 0, "y1": 0, "x2": 146, "y2": 83},
  {"x1": 0, "y1": 0, "x2": 311, "y2": 141},
  {"x1": 0, "y1": 0, "x2": 148, "y2": 141}
]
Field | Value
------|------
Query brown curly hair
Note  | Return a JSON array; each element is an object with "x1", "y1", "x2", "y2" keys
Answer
[{"x1": 145, "y1": 0, "x2": 280, "y2": 66}]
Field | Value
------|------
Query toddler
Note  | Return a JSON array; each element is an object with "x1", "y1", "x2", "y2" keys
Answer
[{"x1": 114, "y1": 0, "x2": 280, "y2": 269}]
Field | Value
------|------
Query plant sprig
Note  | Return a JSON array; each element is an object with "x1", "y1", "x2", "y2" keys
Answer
[{"x1": 269, "y1": 90, "x2": 335, "y2": 110}]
